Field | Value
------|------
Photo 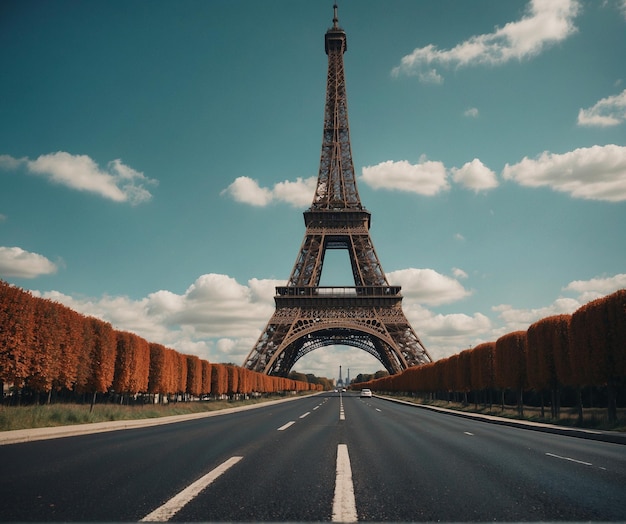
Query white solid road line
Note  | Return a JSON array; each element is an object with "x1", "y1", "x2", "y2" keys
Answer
[
  {"x1": 140, "y1": 456, "x2": 243, "y2": 522},
  {"x1": 545, "y1": 452, "x2": 593, "y2": 466},
  {"x1": 277, "y1": 421, "x2": 296, "y2": 431},
  {"x1": 332, "y1": 444, "x2": 358, "y2": 523}
]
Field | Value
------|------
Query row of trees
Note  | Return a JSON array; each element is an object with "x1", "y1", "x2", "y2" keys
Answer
[
  {"x1": 288, "y1": 371, "x2": 335, "y2": 391},
  {"x1": 0, "y1": 281, "x2": 322, "y2": 405},
  {"x1": 357, "y1": 289, "x2": 626, "y2": 423}
]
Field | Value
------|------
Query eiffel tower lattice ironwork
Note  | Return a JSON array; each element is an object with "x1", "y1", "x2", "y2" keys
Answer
[{"x1": 243, "y1": 5, "x2": 432, "y2": 377}]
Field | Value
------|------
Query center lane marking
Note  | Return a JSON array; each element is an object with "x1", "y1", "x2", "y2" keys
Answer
[
  {"x1": 277, "y1": 421, "x2": 296, "y2": 431},
  {"x1": 140, "y1": 456, "x2": 243, "y2": 522},
  {"x1": 332, "y1": 444, "x2": 357, "y2": 522},
  {"x1": 299, "y1": 412, "x2": 311, "y2": 419}
]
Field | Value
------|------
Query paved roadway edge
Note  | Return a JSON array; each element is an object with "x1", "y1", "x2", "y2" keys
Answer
[
  {"x1": 0, "y1": 393, "x2": 319, "y2": 446},
  {"x1": 374, "y1": 394, "x2": 626, "y2": 445}
]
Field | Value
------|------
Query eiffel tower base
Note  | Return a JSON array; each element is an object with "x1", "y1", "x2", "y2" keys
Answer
[{"x1": 244, "y1": 287, "x2": 430, "y2": 376}]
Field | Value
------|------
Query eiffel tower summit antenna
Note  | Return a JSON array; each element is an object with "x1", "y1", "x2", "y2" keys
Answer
[{"x1": 243, "y1": 6, "x2": 432, "y2": 377}]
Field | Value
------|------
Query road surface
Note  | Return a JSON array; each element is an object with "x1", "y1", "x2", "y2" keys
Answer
[{"x1": 1, "y1": 391, "x2": 624, "y2": 521}]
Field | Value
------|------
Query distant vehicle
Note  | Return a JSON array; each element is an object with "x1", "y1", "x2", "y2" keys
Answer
[{"x1": 360, "y1": 388, "x2": 372, "y2": 398}]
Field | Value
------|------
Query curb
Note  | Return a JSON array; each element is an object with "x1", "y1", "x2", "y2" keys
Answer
[
  {"x1": 375, "y1": 395, "x2": 626, "y2": 445},
  {"x1": 0, "y1": 393, "x2": 311, "y2": 446}
]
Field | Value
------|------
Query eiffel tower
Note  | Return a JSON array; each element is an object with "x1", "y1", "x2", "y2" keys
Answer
[{"x1": 243, "y1": 5, "x2": 431, "y2": 377}]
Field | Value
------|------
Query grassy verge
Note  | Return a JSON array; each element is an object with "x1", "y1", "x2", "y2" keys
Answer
[
  {"x1": 381, "y1": 395, "x2": 626, "y2": 432},
  {"x1": 0, "y1": 395, "x2": 306, "y2": 432}
]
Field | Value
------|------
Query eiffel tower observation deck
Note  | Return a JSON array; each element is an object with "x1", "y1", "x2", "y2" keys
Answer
[{"x1": 243, "y1": 5, "x2": 432, "y2": 377}]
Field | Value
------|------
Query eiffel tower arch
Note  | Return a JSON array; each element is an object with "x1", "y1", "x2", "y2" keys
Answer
[{"x1": 243, "y1": 5, "x2": 432, "y2": 377}]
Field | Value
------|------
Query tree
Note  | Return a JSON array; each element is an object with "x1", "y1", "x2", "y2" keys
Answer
[
  {"x1": 55, "y1": 307, "x2": 84, "y2": 394},
  {"x1": 471, "y1": 342, "x2": 495, "y2": 408},
  {"x1": 114, "y1": 331, "x2": 150, "y2": 400},
  {"x1": 456, "y1": 349, "x2": 472, "y2": 404},
  {"x1": 148, "y1": 343, "x2": 168, "y2": 402},
  {"x1": 0, "y1": 282, "x2": 35, "y2": 398},
  {"x1": 238, "y1": 368, "x2": 253, "y2": 395},
  {"x1": 174, "y1": 352, "x2": 188, "y2": 400},
  {"x1": 495, "y1": 331, "x2": 527, "y2": 415},
  {"x1": 186, "y1": 355, "x2": 203, "y2": 398},
  {"x1": 211, "y1": 364, "x2": 228, "y2": 397},
  {"x1": 226, "y1": 365, "x2": 239, "y2": 396},
  {"x1": 527, "y1": 317, "x2": 560, "y2": 418},
  {"x1": 114, "y1": 332, "x2": 134, "y2": 398},
  {"x1": 75, "y1": 317, "x2": 116, "y2": 410},
  {"x1": 289, "y1": 371, "x2": 308, "y2": 383},
  {"x1": 201, "y1": 360, "x2": 212, "y2": 396},
  {"x1": 571, "y1": 290, "x2": 626, "y2": 422},
  {"x1": 27, "y1": 298, "x2": 63, "y2": 399}
]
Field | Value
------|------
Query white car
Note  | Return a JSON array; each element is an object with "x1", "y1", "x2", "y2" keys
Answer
[{"x1": 360, "y1": 388, "x2": 372, "y2": 398}]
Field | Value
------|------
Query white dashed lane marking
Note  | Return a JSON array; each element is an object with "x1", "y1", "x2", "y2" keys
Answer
[
  {"x1": 140, "y1": 456, "x2": 243, "y2": 522},
  {"x1": 277, "y1": 421, "x2": 295, "y2": 431}
]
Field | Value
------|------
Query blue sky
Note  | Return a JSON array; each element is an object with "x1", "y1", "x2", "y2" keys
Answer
[{"x1": 1, "y1": 0, "x2": 625, "y2": 381}]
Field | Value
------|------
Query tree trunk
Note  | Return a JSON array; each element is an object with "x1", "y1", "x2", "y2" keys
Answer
[
  {"x1": 607, "y1": 378, "x2": 617, "y2": 424},
  {"x1": 576, "y1": 386, "x2": 584, "y2": 426},
  {"x1": 89, "y1": 391, "x2": 97, "y2": 413}
]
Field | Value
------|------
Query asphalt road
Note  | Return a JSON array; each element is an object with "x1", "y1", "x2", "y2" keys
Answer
[{"x1": 1, "y1": 391, "x2": 624, "y2": 522}]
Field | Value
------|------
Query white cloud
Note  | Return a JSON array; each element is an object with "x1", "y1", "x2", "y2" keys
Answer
[
  {"x1": 493, "y1": 298, "x2": 581, "y2": 333},
  {"x1": 562, "y1": 273, "x2": 626, "y2": 303},
  {"x1": 464, "y1": 107, "x2": 479, "y2": 118},
  {"x1": 418, "y1": 69, "x2": 444, "y2": 85},
  {"x1": 0, "y1": 155, "x2": 23, "y2": 170},
  {"x1": 387, "y1": 268, "x2": 471, "y2": 306},
  {"x1": 0, "y1": 246, "x2": 58, "y2": 278},
  {"x1": 271, "y1": 177, "x2": 318, "y2": 207},
  {"x1": 392, "y1": 0, "x2": 580, "y2": 81},
  {"x1": 0, "y1": 152, "x2": 157, "y2": 205},
  {"x1": 399, "y1": 300, "x2": 492, "y2": 360},
  {"x1": 222, "y1": 176, "x2": 316, "y2": 208},
  {"x1": 577, "y1": 88, "x2": 626, "y2": 127},
  {"x1": 361, "y1": 159, "x2": 449, "y2": 196},
  {"x1": 452, "y1": 267, "x2": 468, "y2": 279},
  {"x1": 492, "y1": 272, "x2": 626, "y2": 332},
  {"x1": 423, "y1": 311, "x2": 492, "y2": 338},
  {"x1": 221, "y1": 177, "x2": 272, "y2": 206},
  {"x1": 451, "y1": 158, "x2": 499, "y2": 192},
  {"x1": 502, "y1": 144, "x2": 626, "y2": 202},
  {"x1": 36, "y1": 274, "x2": 283, "y2": 364},
  {"x1": 227, "y1": 158, "x2": 499, "y2": 204}
]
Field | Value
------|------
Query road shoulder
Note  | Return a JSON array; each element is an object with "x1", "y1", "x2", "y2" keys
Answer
[{"x1": 376, "y1": 395, "x2": 626, "y2": 445}]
